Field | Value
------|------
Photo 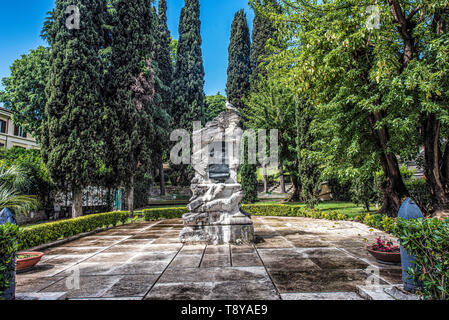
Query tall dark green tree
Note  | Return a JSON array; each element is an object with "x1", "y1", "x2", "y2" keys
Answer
[
  {"x1": 172, "y1": 0, "x2": 205, "y2": 129},
  {"x1": 152, "y1": 0, "x2": 172, "y2": 195},
  {"x1": 171, "y1": 0, "x2": 205, "y2": 186},
  {"x1": 250, "y1": 0, "x2": 277, "y2": 85},
  {"x1": 226, "y1": 10, "x2": 257, "y2": 203},
  {"x1": 296, "y1": 101, "x2": 321, "y2": 209},
  {"x1": 226, "y1": 9, "x2": 251, "y2": 111},
  {"x1": 42, "y1": 0, "x2": 107, "y2": 217},
  {"x1": 104, "y1": 0, "x2": 156, "y2": 213}
]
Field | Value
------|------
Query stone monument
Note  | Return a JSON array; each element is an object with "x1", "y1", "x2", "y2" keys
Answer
[{"x1": 179, "y1": 103, "x2": 255, "y2": 244}]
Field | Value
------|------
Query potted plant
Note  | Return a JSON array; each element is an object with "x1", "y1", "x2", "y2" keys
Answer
[
  {"x1": 366, "y1": 237, "x2": 401, "y2": 264},
  {"x1": 16, "y1": 252, "x2": 44, "y2": 273}
]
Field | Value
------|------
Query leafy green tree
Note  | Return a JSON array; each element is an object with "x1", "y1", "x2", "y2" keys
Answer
[
  {"x1": 226, "y1": 9, "x2": 251, "y2": 111},
  {"x1": 205, "y1": 93, "x2": 227, "y2": 123},
  {"x1": 350, "y1": 170, "x2": 377, "y2": 213},
  {"x1": 104, "y1": 0, "x2": 156, "y2": 213},
  {"x1": 0, "y1": 46, "x2": 50, "y2": 142},
  {"x1": 42, "y1": 0, "x2": 107, "y2": 217},
  {"x1": 244, "y1": 78, "x2": 299, "y2": 199},
  {"x1": 170, "y1": 39, "x2": 178, "y2": 69}
]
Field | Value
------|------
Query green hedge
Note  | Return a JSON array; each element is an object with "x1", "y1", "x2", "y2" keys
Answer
[
  {"x1": 394, "y1": 218, "x2": 449, "y2": 300},
  {"x1": 0, "y1": 223, "x2": 20, "y2": 299},
  {"x1": 142, "y1": 207, "x2": 188, "y2": 221},
  {"x1": 19, "y1": 211, "x2": 130, "y2": 251}
]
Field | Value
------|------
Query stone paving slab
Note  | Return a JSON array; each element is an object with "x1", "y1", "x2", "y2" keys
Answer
[
  {"x1": 16, "y1": 217, "x2": 403, "y2": 300},
  {"x1": 281, "y1": 292, "x2": 363, "y2": 300}
]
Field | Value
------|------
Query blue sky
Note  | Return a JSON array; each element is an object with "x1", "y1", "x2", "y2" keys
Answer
[{"x1": 0, "y1": 0, "x2": 254, "y2": 97}]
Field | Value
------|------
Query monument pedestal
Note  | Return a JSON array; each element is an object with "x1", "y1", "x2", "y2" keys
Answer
[
  {"x1": 179, "y1": 107, "x2": 255, "y2": 245},
  {"x1": 180, "y1": 222, "x2": 255, "y2": 245}
]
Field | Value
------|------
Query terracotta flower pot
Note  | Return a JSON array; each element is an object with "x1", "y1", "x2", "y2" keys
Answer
[
  {"x1": 366, "y1": 245, "x2": 401, "y2": 264},
  {"x1": 16, "y1": 252, "x2": 44, "y2": 273}
]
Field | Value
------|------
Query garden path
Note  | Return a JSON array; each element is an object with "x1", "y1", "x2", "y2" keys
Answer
[{"x1": 16, "y1": 216, "x2": 402, "y2": 300}]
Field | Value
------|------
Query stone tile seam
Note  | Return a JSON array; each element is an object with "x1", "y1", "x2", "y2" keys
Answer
[{"x1": 45, "y1": 221, "x2": 162, "y2": 280}]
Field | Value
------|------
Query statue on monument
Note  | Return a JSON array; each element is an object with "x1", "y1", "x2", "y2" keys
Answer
[{"x1": 179, "y1": 102, "x2": 255, "y2": 244}]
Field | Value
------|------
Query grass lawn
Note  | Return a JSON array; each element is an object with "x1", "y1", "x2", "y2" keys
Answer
[{"x1": 253, "y1": 201, "x2": 375, "y2": 218}]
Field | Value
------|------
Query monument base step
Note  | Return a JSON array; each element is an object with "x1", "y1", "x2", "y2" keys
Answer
[{"x1": 180, "y1": 224, "x2": 255, "y2": 245}]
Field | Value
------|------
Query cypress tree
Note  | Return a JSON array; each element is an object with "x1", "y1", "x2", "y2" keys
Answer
[
  {"x1": 250, "y1": 0, "x2": 277, "y2": 85},
  {"x1": 296, "y1": 101, "x2": 321, "y2": 209},
  {"x1": 226, "y1": 10, "x2": 257, "y2": 203},
  {"x1": 172, "y1": 0, "x2": 205, "y2": 130},
  {"x1": 42, "y1": 0, "x2": 107, "y2": 218},
  {"x1": 171, "y1": 0, "x2": 205, "y2": 186},
  {"x1": 226, "y1": 10, "x2": 251, "y2": 111},
  {"x1": 153, "y1": 0, "x2": 173, "y2": 195},
  {"x1": 104, "y1": 0, "x2": 156, "y2": 213}
]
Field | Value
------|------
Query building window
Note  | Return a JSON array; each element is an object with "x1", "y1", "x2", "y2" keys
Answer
[
  {"x1": 14, "y1": 125, "x2": 27, "y2": 138},
  {"x1": 0, "y1": 120, "x2": 6, "y2": 133}
]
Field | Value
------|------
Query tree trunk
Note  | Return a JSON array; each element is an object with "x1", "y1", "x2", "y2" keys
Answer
[
  {"x1": 441, "y1": 142, "x2": 449, "y2": 181},
  {"x1": 287, "y1": 174, "x2": 301, "y2": 202},
  {"x1": 422, "y1": 114, "x2": 449, "y2": 210},
  {"x1": 364, "y1": 201, "x2": 370, "y2": 213},
  {"x1": 279, "y1": 163, "x2": 286, "y2": 193},
  {"x1": 159, "y1": 162, "x2": 166, "y2": 196},
  {"x1": 263, "y1": 164, "x2": 268, "y2": 193},
  {"x1": 72, "y1": 187, "x2": 83, "y2": 218},
  {"x1": 369, "y1": 112, "x2": 409, "y2": 217},
  {"x1": 127, "y1": 174, "x2": 135, "y2": 215}
]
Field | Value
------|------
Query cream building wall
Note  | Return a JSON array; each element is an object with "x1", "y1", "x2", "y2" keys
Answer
[{"x1": 0, "y1": 107, "x2": 39, "y2": 150}]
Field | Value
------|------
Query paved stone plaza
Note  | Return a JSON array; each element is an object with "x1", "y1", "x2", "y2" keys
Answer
[{"x1": 16, "y1": 216, "x2": 403, "y2": 300}]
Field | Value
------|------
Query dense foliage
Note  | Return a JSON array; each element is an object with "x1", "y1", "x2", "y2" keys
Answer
[
  {"x1": 0, "y1": 149, "x2": 53, "y2": 210},
  {"x1": 226, "y1": 10, "x2": 251, "y2": 111},
  {"x1": 41, "y1": 0, "x2": 107, "y2": 217},
  {"x1": 205, "y1": 93, "x2": 227, "y2": 123},
  {"x1": 172, "y1": 0, "x2": 205, "y2": 129},
  {"x1": 170, "y1": 0, "x2": 205, "y2": 186},
  {"x1": 104, "y1": 0, "x2": 157, "y2": 213},
  {"x1": 0, "y1": 223, "x2": 20, "y2": 299},
  {"x1": 251, "y1": 0, "x2": 449, "y2": 216},
  {"x1": 0, "y1": 46, "x2": 50, "y2": 142},
  {"x1": 394, "y1": 218, "x2": 449, "y2": 300}
]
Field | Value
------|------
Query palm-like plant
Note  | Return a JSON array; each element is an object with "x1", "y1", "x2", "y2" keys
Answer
[{"x1": 0, "y1": 161, "x2": 39, "y2": 216}]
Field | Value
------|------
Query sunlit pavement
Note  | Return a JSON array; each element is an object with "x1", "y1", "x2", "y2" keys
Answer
[{"x1": 16, "y1": 216, "x2": 402, "y2": 300}]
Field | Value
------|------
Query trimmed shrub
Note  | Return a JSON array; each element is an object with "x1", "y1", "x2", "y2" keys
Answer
[
  {"x1": 242, "y1": 204, "x2": 292, "y2": 217},
  {"x1": 143, "y1": 207, "x2": 188, "y2": 221},
  {"x1": 19, "y1": 211, "x2": 130, "y2": 250},
  {"x1": 393, "y1": 218, "x2": 449, "y2": 300},
  {"x1": 0, "y1": 223, "x2": 20, "y2": 299}
]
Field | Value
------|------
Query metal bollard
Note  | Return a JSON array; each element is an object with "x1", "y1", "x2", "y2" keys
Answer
[
  {"x1": 0, "y1": 208, "x2": 17, "y2": 300},
  {"x1": 397, "y1": 198, "x2": 424, "y2": 293}
]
